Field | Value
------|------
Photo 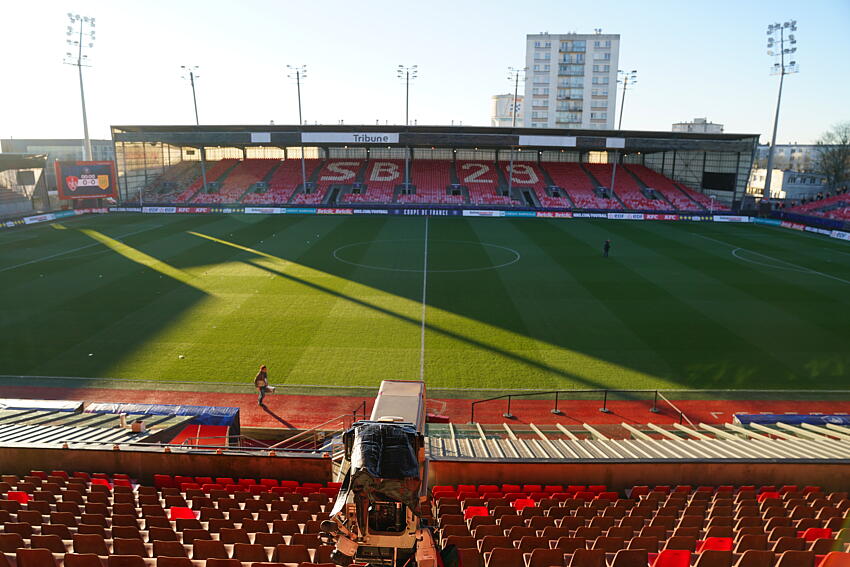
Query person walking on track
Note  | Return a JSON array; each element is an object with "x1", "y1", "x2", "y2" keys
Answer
[{"x1": 254, "y1": 365, "x2": 272, "y2": 406}]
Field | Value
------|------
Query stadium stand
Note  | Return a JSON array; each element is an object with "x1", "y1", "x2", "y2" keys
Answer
[
  {"x1": 501, "y1": 162, "x2": 549, "y2": 206},
  {"x1": 173, "y1": 159, "x2": 239, "y2": 204},
  {"x1": 142, "y1": 162, "x2": 201, "y2": 202},
  {"x1": 583, "y1": 164, "x2": 669, "y2": 211},
  {"x1": 788, "y1": 193, "x2": 850, "y2": 221},
  {"x1": 2, "y1": 471, "x2": 846, "y2": 567},
  {"x1": 196, "y1": 159, "x2": 278, "y2": 204},
  {"x1": 457, "y1": 161, "x2": 517, "y2": 206},
  {"x1": 397, "y1": 160, "x2": 465, "y2": 204},
  {"x1": 0, "y1": 472, "x2": 348, "y2": 566},
  {"x1": 342, "y1": 160, "x2": 404, "y2": 204},
  {"x1": 291, "y1": 159, "x2": 363, "y2": 205},
  {"x1": 242, "y1": 158, "x2": 322, "y2": 205},
  {"x1": 541, "y1": 163, "x2": 620, "y2": 209},
  {"x1": 138, "y1": 156, "x2": 730, "y2": 213},
  {"x1": 623, "y1": 165, "x2": 705, "y2": 212},
  {"x1": 675, "y1": 182, "x2": 731, "y2": 212}
]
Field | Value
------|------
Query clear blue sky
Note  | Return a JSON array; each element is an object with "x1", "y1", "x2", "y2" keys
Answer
[{"x1": 1, "y1": 0, "x2": 848, "y2": 144}]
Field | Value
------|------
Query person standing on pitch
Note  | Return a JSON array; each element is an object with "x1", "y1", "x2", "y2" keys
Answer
[
  {"x1": 254, "y1": 364, "x2": 272, "y2": 406},
  {"x1": 603, "y1": 239, "x2": 611, "y2": 258}
]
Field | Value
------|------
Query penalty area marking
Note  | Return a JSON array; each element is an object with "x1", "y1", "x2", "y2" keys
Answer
[
  {"x1": 694, "y1": 232, "x2": 850, "y2": 286},
  {"x1": 332, "y1": 239, "x2": 521, "y2": 273}
]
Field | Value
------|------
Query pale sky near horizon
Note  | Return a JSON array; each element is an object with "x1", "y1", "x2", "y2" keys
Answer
[{"x1": 1, "y1": 0, "x2": 848, "y2": 145}]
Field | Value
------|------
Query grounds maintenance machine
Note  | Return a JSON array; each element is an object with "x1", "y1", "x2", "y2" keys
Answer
[{"x1": 321, "y1": 380, "x2": 441, "y2": 567}]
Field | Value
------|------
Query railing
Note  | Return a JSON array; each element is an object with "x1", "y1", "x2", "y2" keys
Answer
[
  {"x1": 469, "y1": 389, "x2": 690, "y2": 424},
  {"x1": 268, "y1": 400, "x2": 369, "y2": 451}
]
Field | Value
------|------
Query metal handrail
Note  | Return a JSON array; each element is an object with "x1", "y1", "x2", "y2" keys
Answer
[
  {"x1": 268, "y1": 402, "x2": 369, "y2": 450},
  {"x1": 469, "y1": 388, "x2": 691, "y2": 423}
]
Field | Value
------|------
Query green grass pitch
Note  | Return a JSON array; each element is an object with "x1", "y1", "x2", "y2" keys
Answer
[{"x1": 1, "y1": 213, "x2": 848, "y2": 391}]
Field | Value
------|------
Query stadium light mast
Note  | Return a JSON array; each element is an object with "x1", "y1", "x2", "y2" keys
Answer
[
  {"x1": 762, "y1": 20, "x2": 798, "y2": 200},
  {"x1": 180, "y1": 65, "x2": 209, "y2": 194},
  {"x1": 64, "y1": 14, "x2": 95, "y2": 161},
  {"x1": 609, "y1": 69, "x2": 637, "y2": 201},
  {"x1": 506, "y1": 67, "x2": 526, "y2": 196},
  {"x1": 397, "y1": 65, "x2": 418, "y2": 187},
  {"x1": 397, "y1": 65, "x2": 418, "y2": 126},
  {"x1": 287, "y1": 65, "x2": 309, "y2": 194}
]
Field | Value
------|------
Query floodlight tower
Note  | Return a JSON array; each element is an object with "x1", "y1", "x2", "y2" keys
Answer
[
  {"x1": 608, "y1": 69, "x2": 637, "y2": 200},
  {"x1": 762, "y1": 20, "x2": 799, "y2": 200},
  {"x1": 180, "y1": 65, "x2": 209, "y2": 194},
  {"x1": 506, "y1": 67, "x2": 527, "y2": 195},
  {"x1": 397, "y1": 65, "x2": 418, "y2": 187},
  {"x1": 64, "y1": 14, "x2": 96, "y2": 160},
  {"x1": 397, "y1": 65, "x2": 418, "y2": 126},
  {"x1": 287, "y1": 65, "x2": 309, "y2": 193}
]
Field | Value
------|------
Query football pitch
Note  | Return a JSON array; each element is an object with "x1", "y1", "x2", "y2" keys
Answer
[{"x1": 1, "y1": 213, "x2": 849, "y2": 392}]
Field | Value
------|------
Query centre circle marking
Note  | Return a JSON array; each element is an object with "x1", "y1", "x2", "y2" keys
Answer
[{"x1": 332, "y1": 239, "x2": 521, "y2": 273}]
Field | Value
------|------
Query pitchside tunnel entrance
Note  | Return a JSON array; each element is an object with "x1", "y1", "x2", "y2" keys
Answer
[{"x1": 110, "y1": 125, "x2": 756, "y2": 212}]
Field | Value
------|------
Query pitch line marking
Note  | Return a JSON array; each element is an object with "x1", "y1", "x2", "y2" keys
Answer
[
  {"x1": 420, "y1": 217, "x2": 429, "y2": 380},
  {"x1": 694, "y1": 232, "x2": 850, "y2": 286},
  {"x1": 332, "y1": 239, "x2": 521, "y2": 273},
  {"x1": 0, "y1": 225, "x2": 159, "y2": 274}
]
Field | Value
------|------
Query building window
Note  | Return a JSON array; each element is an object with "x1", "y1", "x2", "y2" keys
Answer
[
  {"x1": 592, "y1": 76, "x2": 609, "y2": 85},
  {"x1": 535, "y1": 41, "x2": 542, "y2": 48},
  {"x1": 593, "y1": 52, "x2": 611, "y2": 60},
  {"x1": 592, "y1": 64, "x2": 610, "y2": 73}
]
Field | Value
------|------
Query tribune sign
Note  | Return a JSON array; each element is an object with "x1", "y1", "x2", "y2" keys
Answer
[
  {"x1": 55, "y1": 161, "x2": 118, "y2": 200},
  {"x1": 301, "y1": 132, "x2": 399, "y2": 144}
]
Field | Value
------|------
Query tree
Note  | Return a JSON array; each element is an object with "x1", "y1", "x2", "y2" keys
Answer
[{"x1": 815, "y1": 121, "x2": 850, "y2": 190}]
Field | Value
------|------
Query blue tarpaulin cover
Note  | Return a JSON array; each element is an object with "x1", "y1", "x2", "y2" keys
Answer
[
  {"x1": 734, "y1": 414, "x2": 850, "y2": 426},
  {"x1": 86, "y1": 403, "x2": 239, "y2": 426}
]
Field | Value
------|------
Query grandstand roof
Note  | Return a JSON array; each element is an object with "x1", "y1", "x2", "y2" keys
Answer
[
  {"x1": 111, "y1": 125, "x2": 758, "y2": 153},
  {"x1": 0, "y1": 153, "x2": 47, "y2": 172},
  {"x1": 0, "y1": 407, "x2": 193, "y2": 445},
  {"x1": 428, "y1": 421, "x2": 850, "y2": 463}
]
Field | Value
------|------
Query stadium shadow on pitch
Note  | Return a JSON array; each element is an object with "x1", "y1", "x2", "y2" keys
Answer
[{"x1": 245, "y1": 260, "x2": 611, "y2": 390}]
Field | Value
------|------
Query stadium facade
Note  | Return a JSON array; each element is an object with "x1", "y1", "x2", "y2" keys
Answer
[{"x1": 111, "y1": 124, "x2": 758, "y2": 210}]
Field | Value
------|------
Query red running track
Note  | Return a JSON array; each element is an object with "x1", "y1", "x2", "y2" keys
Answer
[{"x1": 1, "y1": 385, "x2": 848, "y2": 429}]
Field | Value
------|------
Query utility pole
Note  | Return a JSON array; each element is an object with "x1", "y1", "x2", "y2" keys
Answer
[{"x1": 181, "y1": 66, "x2": 209, "y2": 194}]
